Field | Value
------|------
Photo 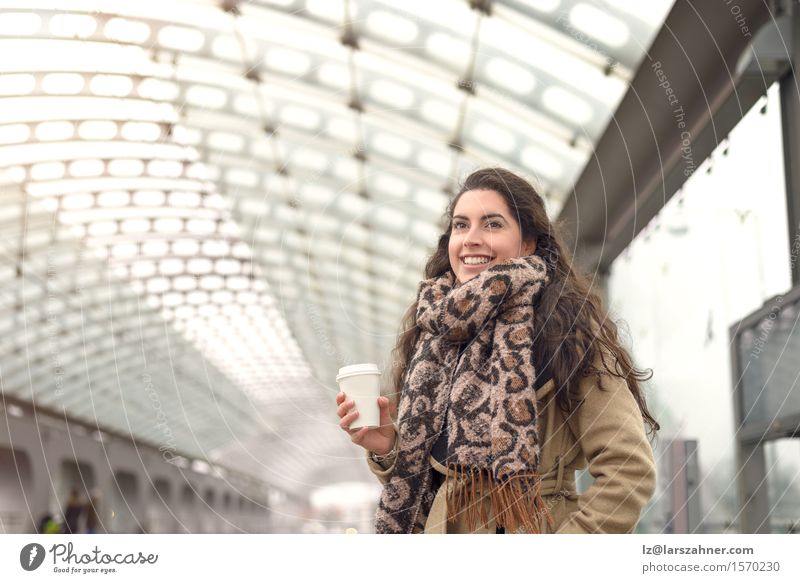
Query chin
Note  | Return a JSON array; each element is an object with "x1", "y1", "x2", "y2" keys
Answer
[{"x1": 457, "y1": 271, "x2": 478, "y2": 283}]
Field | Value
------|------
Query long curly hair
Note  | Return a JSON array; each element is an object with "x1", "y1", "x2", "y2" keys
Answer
[{"x1": 388, "y1": 167, "x2": 659, "y2": 439}]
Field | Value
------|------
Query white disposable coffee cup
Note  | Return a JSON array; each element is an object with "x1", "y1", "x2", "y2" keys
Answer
[{"x1": 336, "y1": 363, "x2": 381, "y2": 430}]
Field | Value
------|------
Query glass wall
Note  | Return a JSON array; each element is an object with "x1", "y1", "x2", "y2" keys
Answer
[{"x1": 607, "y1": 81, "x2": 796, "y2": 532}]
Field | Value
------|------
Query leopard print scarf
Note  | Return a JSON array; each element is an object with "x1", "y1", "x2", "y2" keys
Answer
[{"x1": 375, "y1": 254, "x2": 553, "y2": 534}]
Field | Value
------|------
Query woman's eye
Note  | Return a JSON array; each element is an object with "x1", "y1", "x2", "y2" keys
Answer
[{"x1": 453, "y1": 221, "x2": 502, "y2": 229}]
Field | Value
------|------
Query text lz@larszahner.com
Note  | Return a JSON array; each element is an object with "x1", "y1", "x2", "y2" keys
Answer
[{"x1": 49, "y1": 542, "x2": 158, "y2": 573}]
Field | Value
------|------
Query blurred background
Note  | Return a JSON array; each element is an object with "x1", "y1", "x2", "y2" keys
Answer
[{"x1": 0, "y1": 0, "x2": 798, "y2": 534}]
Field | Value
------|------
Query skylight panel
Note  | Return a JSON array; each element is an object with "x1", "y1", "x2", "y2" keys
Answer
[
  {"x1": 0, "y1": 73, "x2": 35, "y2": 95},
  {"x1": 416, "y1": 149, "x2": 451, "y2": 179},
  {"x1": 603, "y1": 0, "x2": 675, "y2": 28},
  {"x1": 305, "y1": 0, "x2": 347, "y2": 24},
  {"x1": 0, "y1": 12, "x2": 41, "y2": 35},
  {"x1": 157, "y1": 24, "x2": 206, "y2": 52},
  {"x1": 107, "y1": 159, "x2": 145, "y2": 176},
  {"x1": 265, "y1": 47, "x2": 313, "y2": 76},
  {"x1": 568, "y1": 3, "x2": 630, "y2": 48},
  {"x1": 104, "y1": 17, "x2": 150, "y2": 43},
  {"x1": 367, "y1": 78, "x2": 415, "y2": 110},
  {"x1": 468, "y1": 120, "x2": 517, "y2": 155},
  {"x1": 520, "y1": 144, "x2": 566, "y2": 182},
  {"x1": 480, "y1": 15, "x2": 625, "y2": 103},
  {"x1": 371, "y1": 131, "x2": 413, "y2": 160},
  {"x1": 364, "y1": 10, "x2": 419, "y2": 45},
  {"x1": 372, "y1": 173, "x2": 411, "y2": 199},
  {"x1": 541, "y1": 86, "x2": 593, "y2": 125},
  {"x1": 185, "y1": 84, "x2": 228, "y2": 109},
  {"x1": 0, "y1": 124, "x2": 30, "y2": 144},
  {"x1": 120, "y1": 121, "x2": 161, "y2": 142},
  {"x1": 419, "y1": 98, "x2": 460, "y2": 132},
  {"x1": 279, "y1": 103, "x2": 321, "y2": 131},
  {"x1": 515, "y1": 0, "x2": 561, "y2": 12},
  {"x1": 90, "y1": 74, "x2": 134, "y2": 97},
  {"x1": 317, "y1": 61, "x2": 350, "y2": 92}
]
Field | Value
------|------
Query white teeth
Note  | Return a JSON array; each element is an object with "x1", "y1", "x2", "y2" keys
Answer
[{"x1": 463, "y1": 256, "x2": 491, "y2": 265}]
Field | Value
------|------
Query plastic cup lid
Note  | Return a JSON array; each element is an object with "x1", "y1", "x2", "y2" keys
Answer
[{"x1": 336, "y1": 363, "x2": 380, "y2": 381}]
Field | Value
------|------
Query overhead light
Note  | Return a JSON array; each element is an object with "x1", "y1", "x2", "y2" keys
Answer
[
  {"x1": 569, "y1": 3, "x2": 630, "y2": 48},
  {"x1": 337, "y1": 191, "x2": 369, "y2": 218},
  {"x1": 484, "y1": 57, "x2": 537, "y2": 96},
  {"x1": 0, "y1": 12, "x2": 41, "y2": 35},
  {"x1": 368, "y1": 78, "x2": 415, "y2": 110},
  {"x1": 481, "y1": 16, "x2": 625, "y2": 102},
  {"x1": 157, "y1": 25, "x2": 205, "y2": 53},
  {"x1": 120, "y1": 121, "x2": 161, "y2": 142},
  {"x1": 0, "y1": 73, "x2": 35, "y2": 96},
  {"x1": 185, "y1": 85, "x2": 227, "y2": 109},
  {"x1": 414, "y1": 188, "x2": 450, "y2": 214},
  {"x1": 372, "y1": 173, "x2": 410, "y2": 198},
  {"x1": 7, "y1": 404, "x2": 24, "y2": 418},
  {"x1": 371, "y1": 131, "x2": 413, "y2": 160},
  {"x1": 517, "y1": 0, "x2": 561, "y2": 13},
  {"x1": 469, "y1": 120, "x2": 516, "y2": 155},
  {"x1": 305, "y1": 0, "x2": 350, "y2": 23},
  {"x1": 266, "y1": 47, "x2": 312, "y2": 76},
  {"x1": 90, "y1": 74, "x2": 133, "y2": 98},
  {"x1": 379, "y1": 0, "x2": 476, "y2": 32},
  {"x1": 104, "y1": 18, "x2": 151, "y2": 44},
  {"x1": 318, "y1": 62, "x2": 349, "y2": 91},
  {"x1": 325, "y1": 117, "x2": 357, "y2": 142},
  {"x1": 416, "y1": 149, "x2": 451, "y2": 178},
  {"x1": 603, "y1": 0, "x2": 676, "y2": 28},
  {"x1": 30, "y1": 162, "x2": 67, "y2": 180},
  {"x1": 365, "y1": 10, "x2": 419, "y2": 44},
  {"x1": 425, "y1": 32, "x2": 471, "y2": 70},
  {"x1": 420, "y1": 98, "x2": 459, "y2": 131},
  {"x1": 289, "y1": 146, "x2": 328, "y2": 172},
  {"x1": 542, "y1": 86, "x2": 593, "y2": 125},
  {"x1": 521, "y1": 144, "x2": 565, "y2": 182},
  {"x1": 41, "y1": 73, "x2": 84, "y2": 95},
  {"x1": 280, "y1": 104, "x2": 321, "y2": 131},
  {"x1": 138, "y1": 78, "x2": 180, "y2": 101}
]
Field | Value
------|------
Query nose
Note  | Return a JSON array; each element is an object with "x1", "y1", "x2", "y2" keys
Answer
[{"x1": 463, "y1": 224, "x2": 486, "y2": 247}]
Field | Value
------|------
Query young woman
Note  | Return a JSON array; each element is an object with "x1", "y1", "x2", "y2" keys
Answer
[{"x1": 336, "y1": 167, "x2": 659, "y2": 534}]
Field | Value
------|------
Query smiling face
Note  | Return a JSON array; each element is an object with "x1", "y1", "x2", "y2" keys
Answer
[{"x1": 448, "y1": 189, "x2": 537, "y2": 284}]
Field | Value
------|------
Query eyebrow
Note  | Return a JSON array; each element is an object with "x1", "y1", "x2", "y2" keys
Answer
[{"x1": 452, "y1": 213, "x2": 506, "y2": 221}]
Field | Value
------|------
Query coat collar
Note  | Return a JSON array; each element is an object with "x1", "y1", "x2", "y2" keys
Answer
[{"x1": 535, "y1": 377, "x2": 556, "y2": 399}]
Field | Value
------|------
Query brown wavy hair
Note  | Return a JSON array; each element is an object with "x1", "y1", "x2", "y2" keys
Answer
[{"x1": 388, "y1": 167, "x2": 659, "y2": 440}]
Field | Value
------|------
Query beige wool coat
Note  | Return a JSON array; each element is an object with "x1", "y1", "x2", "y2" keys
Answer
[{"x1": 367, "y1": 349, "x2": 657, "y2": 534}]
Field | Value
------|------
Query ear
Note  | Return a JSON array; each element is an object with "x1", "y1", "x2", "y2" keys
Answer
[{"x1": 523, "y1": 239, "x2": 537, "y2": 256}]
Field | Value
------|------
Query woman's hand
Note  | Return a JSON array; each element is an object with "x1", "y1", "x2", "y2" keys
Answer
[{"x1": 336, "y1": 391, "x2": 397, "y2": 455}]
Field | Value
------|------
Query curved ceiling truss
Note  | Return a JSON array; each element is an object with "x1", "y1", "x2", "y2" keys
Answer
[{"x1": 0, "y1": 0, "x2": 672, "y2": 497}]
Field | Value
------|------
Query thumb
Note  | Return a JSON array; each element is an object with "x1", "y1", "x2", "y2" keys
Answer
[{"x1": 378, "y1": 396, "x2": 392, "y2": 424}]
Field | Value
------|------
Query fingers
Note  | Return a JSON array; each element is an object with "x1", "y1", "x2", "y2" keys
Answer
[
  {"x1": 336, "y1": 391, "x2": 345, "y2": 405},
  {"x1": 338, "y1": 408, "x2": 359, "y2": 431},
  {"x1": 337, "y1": 398, "x2": 355, "y2": 418},
  {"x1": 350, "y1": 427, "x2": 369, "y2": 444}
]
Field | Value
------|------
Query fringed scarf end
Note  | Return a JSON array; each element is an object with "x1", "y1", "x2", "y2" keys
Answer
[{"x1": 445, "y1": 463, "x2": 554, "y2": 534}]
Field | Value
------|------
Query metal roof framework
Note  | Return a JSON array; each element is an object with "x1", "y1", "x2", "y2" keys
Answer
[{"x1": 0, "y1": 0, "x2": 673, "y2": 497}]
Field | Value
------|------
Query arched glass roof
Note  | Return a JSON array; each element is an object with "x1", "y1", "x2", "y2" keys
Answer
[{"x1": 0, "y1": 0, "x2": 673, "y2": 496}]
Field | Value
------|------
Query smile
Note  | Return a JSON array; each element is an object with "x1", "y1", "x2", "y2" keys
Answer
[{"x1": 461, "y1": 255, "x2": 495, "y2": 266}]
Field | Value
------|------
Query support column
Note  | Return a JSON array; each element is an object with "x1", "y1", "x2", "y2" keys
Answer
[
  {"x1": 779, "y1": 2, "x2": 800, "y2": 286},
  {"x1": 737, "y1": 440, "x2": 771, "y2": 533}
]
